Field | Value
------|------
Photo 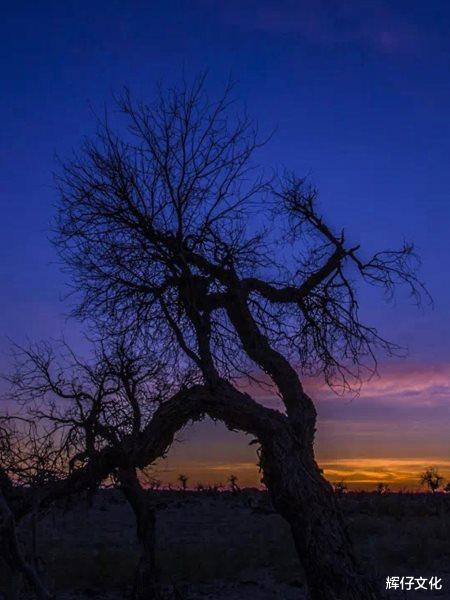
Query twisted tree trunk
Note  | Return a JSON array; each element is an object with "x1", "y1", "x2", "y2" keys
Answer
[
  {"x1": 138, "y1": 382, "x2": 381, "y2": 599},
  {"x1": 259, "y1": 426, "x2": 380, "y2": 600},
  {"x1": 3, "y1": 384, "x2": 381, "y2": 599},
  {"x1": 118, "y1": 467, "x2": 157, "y2": 600},
  {"x1": 218, "y1": 295, "x2": 381, "y2": 598}
]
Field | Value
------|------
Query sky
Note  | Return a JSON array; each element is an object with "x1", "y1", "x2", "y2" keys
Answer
[{"x1": 1, "y1": 0, "x2": 449, "y2": 489}]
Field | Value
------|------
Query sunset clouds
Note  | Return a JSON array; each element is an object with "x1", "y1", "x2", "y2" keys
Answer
[
  {"x1": 313, "y1": 362, "x2": 450, "y2": 407},
  {"x1": 154, "y1": 453, "x2": 450, "y2": 491},
  {"x1": 153, "y1": 360, "x2": 449, "y2": 490},
  {"x1": 237, "y1": 360, "x2": 450, "y2": 409},
  {"x1": 320, "y1": 458, "x2": 450, "y2": 488}
]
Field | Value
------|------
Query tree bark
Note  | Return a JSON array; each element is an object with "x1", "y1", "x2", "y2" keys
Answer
[
  {"x1": 223, "y1": 296, "x2": 382, "y2": 598},
  {"x1": 118, "y1": 467, "x2": 157, "y2": 600},
  {"x1": 259, "y1": 426, "x2": 380, "y2": 600}
]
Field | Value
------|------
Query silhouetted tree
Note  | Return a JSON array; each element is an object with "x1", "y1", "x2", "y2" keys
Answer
[
  {"x1": 0, "y1": 417, "x2": 58, "y2": 600},
  {"x1": 375, "y1": 482, "x2": 390, "y2": 495},
  {"x1": 178, "y1": 474, "x2": 189, "y2": 491},
  {"x1": 419, "y1": 467, "x2": 444, "y2": 494},
  {"x1": 147, "y1": 478, "x2": 163, "y2": 491},
  {"x1": 228, "y1": 474, "x2": 240, "y2": 493},
  {"x1": 334, "y1": 481, "x2": 348, "y2": 497},
  {"x1": 53, "y1": 75, "x2": 427, "y2": 599},
  {"x1": 6, "y1": 338, "x2": 177, "y2": 599}
]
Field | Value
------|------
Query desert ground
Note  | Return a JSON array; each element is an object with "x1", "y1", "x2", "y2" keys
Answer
[{"x1": 1, "y1": 489, "x2": 449, "y2": 599}]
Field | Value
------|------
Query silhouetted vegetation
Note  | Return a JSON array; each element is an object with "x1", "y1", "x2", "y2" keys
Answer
[
  {"x1": 375, "y1": 482, "x2": 390, "y2": 495},
  {"x1": 178, "y1": 474, "x2": 189, "y2": 492},
  {"x1": 0, "y1": 75, "x2": 430, "y2": 600},
  {"x1": 228, "y1": 474, "x2": 240, "y2": 494},
  {"x1": 334, "y1": 481, "x2": 348, "y2": 496},
  {"x1": 419, "y1": 467, "x2": 445, "y2": 494}
]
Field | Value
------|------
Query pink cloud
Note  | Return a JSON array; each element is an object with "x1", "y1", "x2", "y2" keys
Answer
[
  {"x1": 235, "y1": 361, "x2": 450, "y2": 409},
  {"x1": 312, "y1": 362, "x2": 450, "y2": 407}
]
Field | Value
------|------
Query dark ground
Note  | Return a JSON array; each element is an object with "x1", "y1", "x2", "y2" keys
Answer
[{"x1": 1, "y1": 490, "x2": 449, "y2": 599}]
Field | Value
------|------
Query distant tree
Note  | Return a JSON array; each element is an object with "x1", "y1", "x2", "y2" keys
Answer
[
  {"x1": 444, "y1": 482, "x2": 450, "y2": 494},
  {"x1": 148, "y1": 479, "x2": 163, "y2": 491},
  {"x1": 334, "y1": 481, "x2": 347, "y2": 496},
  {"x1": 53, "y1": 75, "x2": 427, "y2": 599},
  {"x1": 419, "y1": 467, "x2": 444, "y2": 494},
  {"x1": 375, "y1": 482, "x2": 390, "y2": 495},
  {"x1": 195, "y1": 482, "x2": 204, "y2": 492},
  {"x1": 228, "y1": 474, "x2": 240, "y2": 493},
  {"x1": 178, "y1": 474, "x2": 189, "y2": 491},
  {"x1": 209, "y1": 482, "x2": 222, "y2": 492}
]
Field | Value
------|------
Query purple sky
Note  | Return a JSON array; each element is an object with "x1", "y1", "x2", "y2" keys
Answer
[{"x1": 1, "y1": 1, "x2": 449, "y2": 488}]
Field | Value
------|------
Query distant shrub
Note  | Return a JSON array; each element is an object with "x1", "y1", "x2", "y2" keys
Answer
[
  {"x1": 375, "y1": 482, "x2": 390, "y2": 495},
  {"x1": 228, "y1": 474, "x2": 240, "y2": 494},
  {"x1": 419, "y1": 467, "x2": 445, "y2": 494},
  {"x1": 178, "y1": 474, "x2": 189, "y2": 491},
  {"x1": 334, "y1": 481, "x2": 347, "y2": 496}
]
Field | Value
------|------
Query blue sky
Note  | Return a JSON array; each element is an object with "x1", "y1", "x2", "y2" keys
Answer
[{"x1": 1, "y1": 1, "x2": 449, "y2": 487}]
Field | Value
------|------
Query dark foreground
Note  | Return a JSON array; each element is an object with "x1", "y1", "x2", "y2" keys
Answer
[{"x1": 1, "y1": 490, "x2": 449, "y2": 599}]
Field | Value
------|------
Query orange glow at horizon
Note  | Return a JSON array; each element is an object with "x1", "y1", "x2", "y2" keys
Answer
[
  {"x1": 5, "y1": 359, "x2": 448, "y2": 492},
  {"x1": 151, "y1": 456, "x2": 450, "y2": 491},
  {"x1": 150, "y1": 360, "x2": 449, "y2": 491}
]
